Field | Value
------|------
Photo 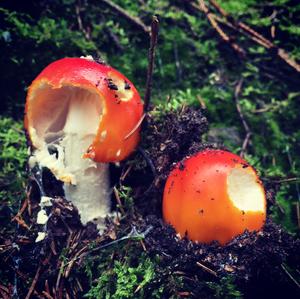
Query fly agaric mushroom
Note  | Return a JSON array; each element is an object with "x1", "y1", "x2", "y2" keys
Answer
[
  {"x1": 163, "y1": 149, "x2": 266, "y2": 245},
  {"x1": 25, "y1": 57, "x2": 143, "y2": 226}
]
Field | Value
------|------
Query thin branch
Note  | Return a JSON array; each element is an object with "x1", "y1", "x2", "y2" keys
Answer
[
  {"x1": 196, "y1": 261, "x2": 218, "y2": 277},
  {"x1": 25, "y1": 266, "x2": 42, "y2": 299},
  {"x1": 196, "y1": 0, "x2": 245, "y2": 56},
  {"x1": 234, "y1": 79, "x2": 252, "y2": 157},
  {"x1": 209, "y1": 0, "x2": 273, "y2": 47},
  {"x1": 271, "y1": 177, "x2": 300, "y2": 184},
  {"x1": 53, "y1": 226, "x2": 153, "y2": 271},
  {"x1": 101, "y1": 0, "x2": 150, "y2": 33},
  {"x1": 208, "y1": 0, "x2": 300, "y2": 72},
  {"x1": 144, "y1": 16, "x2": 159, "y2": 112},
  {"x1": 75, "y1": 2, "x2": 102, "y2": 57},
  {"x1": 281, "y1": 264, "x2": 300, "y2": 289},
  {"x1": 75, "y1": 4, "x2": 90, "y2": 40},
  {"x1": 124, "y1": 113, "x2": 146, "y2": 140},
  {"x1": 296, "y1": 202, "x2": 300, "y2": 230},
  {"x1": 113, "y1": 186, "x2": 125, "y2": 215}
]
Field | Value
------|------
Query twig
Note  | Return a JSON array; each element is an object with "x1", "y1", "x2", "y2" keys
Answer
[
  {"x1": 11, "y1": 198, "x2": 30, "y2": 230},
  {"x1": 209, "y1": 0, "x2": 272, "y2": 47},
  {"x1": 55, "y1": 260, "x2": 64, "y2": 296},
  {"x1": 42, "y1": 291, "x2": 54, "y2": 299},
  {"x1": 196, "y1": 0, "x2": 245, "y2": 56},
  {"x1": 0, "y1": 284, "x2": 10, "y2": 299},
  {"x1": 75, "y1": 2, "x2": 102, "y2": 57},
  {"x1": 58, "y1": 226, "x2": 153, "y2": 270},
  {"x1": 75, "y1": 4, "x2": 90, "y2": 40},
  {"x1": 64, "y1": 244, "x2": 89, "y2": 278},
  {"x1": 196, "y1": 261, "x2": 218, "y2": 277},
  {"x1": 120, "y1": 165, "x2": 133, "y2": 182},
  {"x1": 101, "y1": 0, "x2": 150, "y2": 33},
  {"x1": 234, "y1": 79, "x2": 252, "y2": 157},
  {"x1": 281, "y1": 264, "x2": 300, "y2": 289},
  {"x1": 144, "y1": 16, "x2": 159, "y2": 112},
  {"x1": 124, "y1": 113, "x2": 146, "y2": 140},
  {"x1": 11, "y1": 216, "x2": 30, "y2": 230},
  {"x1": 11, "y1": 197, "x2": 28, "y2": 224},
  {"x1": 25, "y1": 265, "x2": 42, "y2": 299},
  {"x1": 270, "y1": 177, "x2": 300, "y2": 184},
  {"x1": 113, "y1": 186, "x2": 126, "y2": 215},
  {"x1": 296, "y1": 202, "x2": 300, "y2": 230},
  {"x1": 208, "y1": 0, "x2": 300, "y2": 72}
]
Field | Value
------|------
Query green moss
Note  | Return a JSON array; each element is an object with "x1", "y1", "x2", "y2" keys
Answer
[{"x1": 0, "y1": 117, "x2": 27, "y2": 209}]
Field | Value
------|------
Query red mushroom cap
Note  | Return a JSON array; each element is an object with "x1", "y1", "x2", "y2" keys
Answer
[
  {"x1": 163, "y1": 149, "x2": 267, "y2": 245},
  {"x1": 25, "y1": 57, "x2": 143, "y2": 162}
]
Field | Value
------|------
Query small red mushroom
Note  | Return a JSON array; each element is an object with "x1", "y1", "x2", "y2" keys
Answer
[
  {"x1": 25, "y1": 56, "x2": 143, "y2": 226},
  {"x1": 163, "y1": 149, "x2": 266, "y2": 245}
]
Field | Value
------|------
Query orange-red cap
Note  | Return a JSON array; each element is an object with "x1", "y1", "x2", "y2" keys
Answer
[
  {"x1": 25, "y1": 57, "x2": 144, "y2": 162},
  {"x1": 163, "y1": 149, "x2": 266, "y2": 245}
]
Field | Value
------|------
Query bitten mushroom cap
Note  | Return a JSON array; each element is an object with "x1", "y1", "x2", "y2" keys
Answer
[
  {"x1": 25, "y1": 57, "x2": 143, "y2": 163},
  {"x1": 163, "y1": 149, "x2": 267, "y2": 245},
  {"x1": 24, "y1": 57, "x2": 143, "y2": 225}
]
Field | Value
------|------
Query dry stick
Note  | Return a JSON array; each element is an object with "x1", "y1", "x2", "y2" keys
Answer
[
  {"x1": 234, "y1": 79, "x2": 252, "y2": 158},
  {"x1": 120, "y1": 164, "x2": 133, "y2": 181},
  {"x1": 144, "y1": 16, "x2": 159, "y2": 112},
  {"x1": 75, "y1": 5, "x2": 90, "y2": 41},
  {"x1": 209, "y1": 0, "x2": 272, "y2": 47},
  {"x1": 42, "y1": 291, "x2": 54, "y2": 299},
  {"x1": 55, "y1": 226, "x2": 153, "y2": 271},
  {"x1": 25, "y1": 265, "x2": 42, "y2": 299},
  {"x1": 113, "y1": 186, "x2": 126, "y2": 215},
  {"x1": 124, "y1": 16, "x2": 159, "y2": 139},
  {"x1": 55, "y1": 260, "x2": 64, "y2": 297},
  {"x1": 75, "y1": 4, "x2": 102, "y2": 58},
  {"x1": 196, "y1": 261, "x2": 218, "y2": 277},
  {"x1": 296, "y1": 202, "x2": 300, "y2": 229},
  {"x1": 281, "y1": 264, "x2": 300, "y2": 289},
  {"x1": 210, "y1": 0, "x2": 276, "y2": 47},
  {"x1": 209, "y1": 0, "x2": 300, "y2": 72},
  {"x1": 101, "y1": 0, "x2": 150, "y2": 33},
  {"x1": 196, "y1": 0, "x2": 245, "y2": 56},
  {"x1": 271, "y1": 177, "x2": 300, "y2": 184},
  {"x1": 124, "y1": 113, "x2": 146, "y2": 140}
]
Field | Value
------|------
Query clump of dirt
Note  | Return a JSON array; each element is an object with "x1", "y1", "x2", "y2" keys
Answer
[
  {"x1": 123, "y1": 106, "x2": 212, "y2": 215},
  {"x1": 143, "y1": 216, "x2": 300, "y2": 298}
]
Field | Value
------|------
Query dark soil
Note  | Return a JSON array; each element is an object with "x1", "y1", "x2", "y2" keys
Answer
[{"x1": 0, "y1": 106, "x2": 299, "y2": 298}]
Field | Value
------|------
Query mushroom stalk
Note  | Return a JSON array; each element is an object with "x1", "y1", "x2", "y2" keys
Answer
[{"x1": 61, "y1": 96, "x2": 110, "y2": 224}]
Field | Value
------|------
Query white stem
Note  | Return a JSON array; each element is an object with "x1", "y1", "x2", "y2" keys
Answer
[{"x1": 62, "y1": 132, "x2": 110, "y2": 224}]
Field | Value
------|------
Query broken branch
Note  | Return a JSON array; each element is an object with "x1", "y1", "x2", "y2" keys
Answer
[
  {"x1": 196, "y1": 0, "x2": 245, "y2": 56},
  {"x1": 196, "y1": 261, "x2": 218, "y2": 277},
  {"x1": 101, "y1": 0, "x2": 150, "y2": 33},
  {"x1": 144, "y1": 16, "x2": 159, "y2": 112},
  {"x1": 25, "y1": 265, "x2": 42, "y2": 299},
  {"x1": 208, "y1": 0, "x2": 300, "y2": 72}
]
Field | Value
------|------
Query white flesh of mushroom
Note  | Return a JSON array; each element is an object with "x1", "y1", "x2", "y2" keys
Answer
[
  {"x1": 28, "y1": 85, "x2": 110, "y2": 226},
  {"x1": 227, "y1": 167, "x2": 265, "y2": 212}
]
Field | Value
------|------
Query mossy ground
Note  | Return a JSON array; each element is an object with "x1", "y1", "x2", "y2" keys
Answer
[{"x1": 0, "y1": 107, "x2": 299, "y2": 298}]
